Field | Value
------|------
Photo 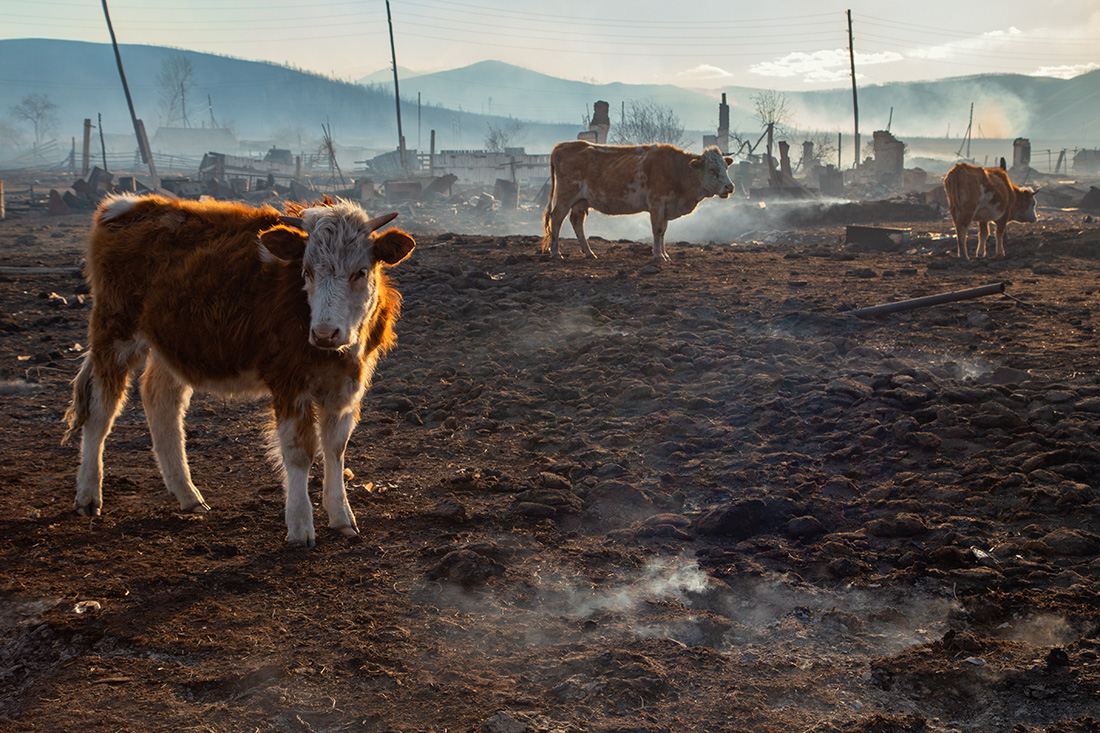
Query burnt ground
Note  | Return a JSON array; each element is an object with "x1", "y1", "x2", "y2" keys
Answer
[{"x1": 1, "y1": 178, "x2": 1100, "y2": 732}]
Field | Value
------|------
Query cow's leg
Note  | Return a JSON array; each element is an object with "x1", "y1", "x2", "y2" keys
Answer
[
  {"x1": 952, "y1": 215, "x2": 971, "y2": 260},
  {"x1": 546, "y1": 203, "x2": 569, "y2": 259},
  {"x1": 318, "y1": 392, "x2": 364, "y2": 538},
  {"x1": 273, "y1": 395, "x2": 318, "y2": 546},
  {"x1": 68, "y1": 340, "x2": 144, "y2": 516},
  {"x1": 651, "y1": 213, "x2": 670, "y2": 262},
  {"x1": 140, "y1": 354, "x2": 208, "y2": 513},
  {"x1": 569, "y1": 201, "x2": 596, "y2": 258},
  {"x1": 976, "y1": 220, "x2": 990, "y2": 258},
  {"x1": 993, "y1": 221, "x2": 1008, "y2": 256}
]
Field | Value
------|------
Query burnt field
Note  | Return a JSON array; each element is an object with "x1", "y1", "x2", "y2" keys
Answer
[{"x1": 1, "y1": 184, "x2": 1100, "y2": 732}]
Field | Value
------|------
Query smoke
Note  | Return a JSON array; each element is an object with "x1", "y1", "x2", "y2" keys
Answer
[
  {"x1": 1006, "y1": 614, "x2": 1075, "y2": 647},
  {"x1": 519, "y1": 555, "x2": 961, "y2": 659},
  {"x1": 551, "y1": 556, "x2": 714, "y2": 621}
]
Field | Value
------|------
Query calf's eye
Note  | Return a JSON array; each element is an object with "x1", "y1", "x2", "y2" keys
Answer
[{"x1": 350, "y1": 268, "x2": 368, "y2": 283}]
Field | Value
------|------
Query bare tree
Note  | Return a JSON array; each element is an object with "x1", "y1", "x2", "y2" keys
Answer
[
  {"x1": 800, "y1": 130, "x2": 838, "y2": 169},
  {"x1": 157, "y1": 56, "x2": 196, "y2": 128},
  {"x1": 484, "y1": 119, "x2": 525, "y2": 153},
  {"x1": 10, "y1": 94, "x2": 57, "y2": 146},
  {"x1": 752, "y1": 90, "x2": 791, "y2": 134},
  {"x1": 611, "y1": 100, "x2": 685, "y2": 146}
]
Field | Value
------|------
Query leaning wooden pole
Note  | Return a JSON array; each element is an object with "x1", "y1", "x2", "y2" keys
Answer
[
  {"x1": 847, "y1": 9, "x2": 860, "y2": 170},
  {"x1": 101, "y1": 0, "x2": 157, "y2": 184},
  {"x1": 385, "y1": 0, "x2": 408, "y2": 174}
]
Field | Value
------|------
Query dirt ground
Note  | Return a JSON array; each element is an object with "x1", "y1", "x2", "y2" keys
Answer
[{"x1": 1, "y1": 173, "x2": 1100, "y2": 733}]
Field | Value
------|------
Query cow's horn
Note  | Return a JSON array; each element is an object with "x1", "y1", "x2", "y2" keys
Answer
[
  {"x1": 367, "y1": 211, "x2": 399, "y2": 231},
  {"x1": 278, "y1": 215, "x2": 306, "y2": 230}
]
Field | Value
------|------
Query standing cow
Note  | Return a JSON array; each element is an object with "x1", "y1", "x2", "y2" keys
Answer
[
  {"x1": 542, "y1": 141, "x2": 734, "y2": 262},
  {"x1": 943, "y1": 162, "x2": 1038, "y2": 259},
  {"x1": 62, "y1": 194, "x2": 415, "y2": 545}
]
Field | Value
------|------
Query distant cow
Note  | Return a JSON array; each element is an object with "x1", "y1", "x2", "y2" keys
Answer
[
  {"x1": 63, "y1": 194, "x2": 415, "y2": 545},
  {"x1": 542, "y1": 141, "x2": 734, "y2": 262},
  {"x1": 943, "y1": 162, "x2": 1037, "y2": 259}
]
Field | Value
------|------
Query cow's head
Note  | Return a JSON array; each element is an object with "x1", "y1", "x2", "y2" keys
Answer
[
  {"x1": 259, "y1": 200, "x2": 415, "y2": 350},
  {"x1": 690, "y1": 146, "x2": 736, "y2": 199},
  {"x1": 1014, "y1": 186, "x2": 1039, "y2": 224}
]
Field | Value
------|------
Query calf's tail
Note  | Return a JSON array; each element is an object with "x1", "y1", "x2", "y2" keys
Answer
[{"x1": 61, "y1": 355, "x2": 94, "y2": 445}]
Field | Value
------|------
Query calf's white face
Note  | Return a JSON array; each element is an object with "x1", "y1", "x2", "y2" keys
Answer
[
  {"x1": 263, "y1": 202, "x2": 411, "y2": 351},
  {"x1": 693, "y1": 147, "x2": 736, "y2": 199},
  {"x1": 300, "y1": 207, "x2": 382, "y2": 349}
]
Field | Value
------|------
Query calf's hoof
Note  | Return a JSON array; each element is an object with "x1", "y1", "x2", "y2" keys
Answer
[
  {"x1": 74, "y1": 503, "x2": 101, "y2": 517},
  {"x1": 182, "y1": 501, "x2": 211, "y2": 513},
  {"x1": 336, "y1": 526, "x2": 360, "y2": 538}
]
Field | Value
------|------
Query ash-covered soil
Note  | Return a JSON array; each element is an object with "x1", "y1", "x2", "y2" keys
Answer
[{"x1": 1, "y1": 189, "x2": 1100, "y2": 733}]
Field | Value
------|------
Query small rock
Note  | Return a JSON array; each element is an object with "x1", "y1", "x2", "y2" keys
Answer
[
  {"x1": 866, "y1": 513, "x2": 927, "y2": 538},
  {"x1": 538, "y1": 471, "x2": 572, "y2": 491},
  {"x1": 426, "y1": 549, "x2": 505, "y2": 586},
  {"x1": 786, "y1": 515, "x2": 825, "y2": 538},
  {"x1": 693, "y1": 498, "x2": 788, "y2": 539},
  {"x1": 509, "y1": 502, "x2": 558, "y2": 519},
  {"x1": 481, "y1": 711, "x2": 528, "y2": 733},
  {"x1": 1041, "y1": 528, "x2": 1099, "y2": 556},
  {"x1": 424, "y1": 499, "x2": 467, "y2": 522}
]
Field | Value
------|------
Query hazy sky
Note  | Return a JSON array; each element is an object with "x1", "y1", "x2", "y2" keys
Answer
[{"x1": 4, "y1": 0, "x2": 1099, "y2": 90}]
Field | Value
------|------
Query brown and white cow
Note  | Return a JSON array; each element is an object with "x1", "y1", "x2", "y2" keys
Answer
[
  {"x1": 542, "y1": 141, "x2": 734, "y2": 262},
  {"x1": 62, "y1": 193, "x2": 415, "y2": 545},
  {"x1": 943, "y1": 162, "x2": 1038, "y2": 259}
]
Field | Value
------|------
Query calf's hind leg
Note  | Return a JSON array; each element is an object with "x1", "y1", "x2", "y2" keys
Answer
[
  {"x1": 140, "y1": 355, "x2": 209, "y2": 513},
  {"x1": 66, "y1": 342, "x2": 143, "y2": 516}
]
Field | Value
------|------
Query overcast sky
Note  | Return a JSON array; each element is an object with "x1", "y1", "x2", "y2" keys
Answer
[{"x1": 4, "y1": 0, "x2": 1099, "y2": 91}]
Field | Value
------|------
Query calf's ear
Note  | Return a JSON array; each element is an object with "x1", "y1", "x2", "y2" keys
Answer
[
  {"x1": 689, "y1": 157, "x2": 704, "y2": 169},
  {"x1": 724, "y1": 156, "x2": 734, "y2": 166},
  {"x1": 372, "y1": 228, "x2": 416, "y2": 266},
  {"x1": 258, "y1": 225, "x2": 307, "y2": 264}
]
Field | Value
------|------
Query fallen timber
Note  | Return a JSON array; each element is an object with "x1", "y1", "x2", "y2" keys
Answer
[{"x1": 850, "y1": 282, "x2": 1006, "y2": 318}]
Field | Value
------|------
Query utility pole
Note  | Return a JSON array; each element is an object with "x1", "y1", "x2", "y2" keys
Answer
[
  {"x1": 847, "y1": 9, "x2": 860, "y2": 170},
  {"x1": 101, "y1": 0, "x2": 157, "y2": 184},
  {"x1": 385, "y1": 0, "x2": 408, "y2": 173}
]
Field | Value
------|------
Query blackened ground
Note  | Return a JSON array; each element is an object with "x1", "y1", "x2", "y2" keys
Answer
[{"x1": 1, "y1": 184, "x2": 1099, "y2": 732}]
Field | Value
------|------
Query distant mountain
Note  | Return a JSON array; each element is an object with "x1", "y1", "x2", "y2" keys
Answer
[
  {"x1": 364, "y1": 59, "x2": 1100, "y2": 148},
  {"x1": 358, "y1": 66, "x2": 425, "y2": 85},
  {"x1": 359, "y1": 59, "x2": 746, "y2": 130},
  {"x1": 0, "y1": 39, "x2": 577, "y2": 159},
  {"x1": 2, "y1": 39, "x2": 1097, "y2": 165}
]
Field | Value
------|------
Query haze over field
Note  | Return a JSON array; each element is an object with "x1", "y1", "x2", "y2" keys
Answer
[{"x1": 2, "y1": 1, "x2": 1099, "y2": 164}]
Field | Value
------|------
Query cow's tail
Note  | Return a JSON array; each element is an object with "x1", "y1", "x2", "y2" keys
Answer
[
  {"x1": 942, "y1": 166, "x2": 959, "y2": 215},
  {"x1": 541, "y1": 158, "x2": 556, "y2": 253}
]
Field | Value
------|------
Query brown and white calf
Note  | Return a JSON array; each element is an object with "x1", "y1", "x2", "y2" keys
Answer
[
  {"x1": 542, "y1": 141, "x2": 734, "y2": 262},
  {"x1": 62, "y1": 193, "x2": 415, "y2": 545},
  {"x1": 943, "y1": 162, "x2": 1038, "y2": 259}
]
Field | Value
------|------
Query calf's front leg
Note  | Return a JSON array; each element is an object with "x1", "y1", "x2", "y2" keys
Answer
[
  {"x1": 273, "y1": 397, "x2": 318, "y2": 546},
  {"x1": 319, "y1": 396, "x2": 363, "y2": 538}
]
